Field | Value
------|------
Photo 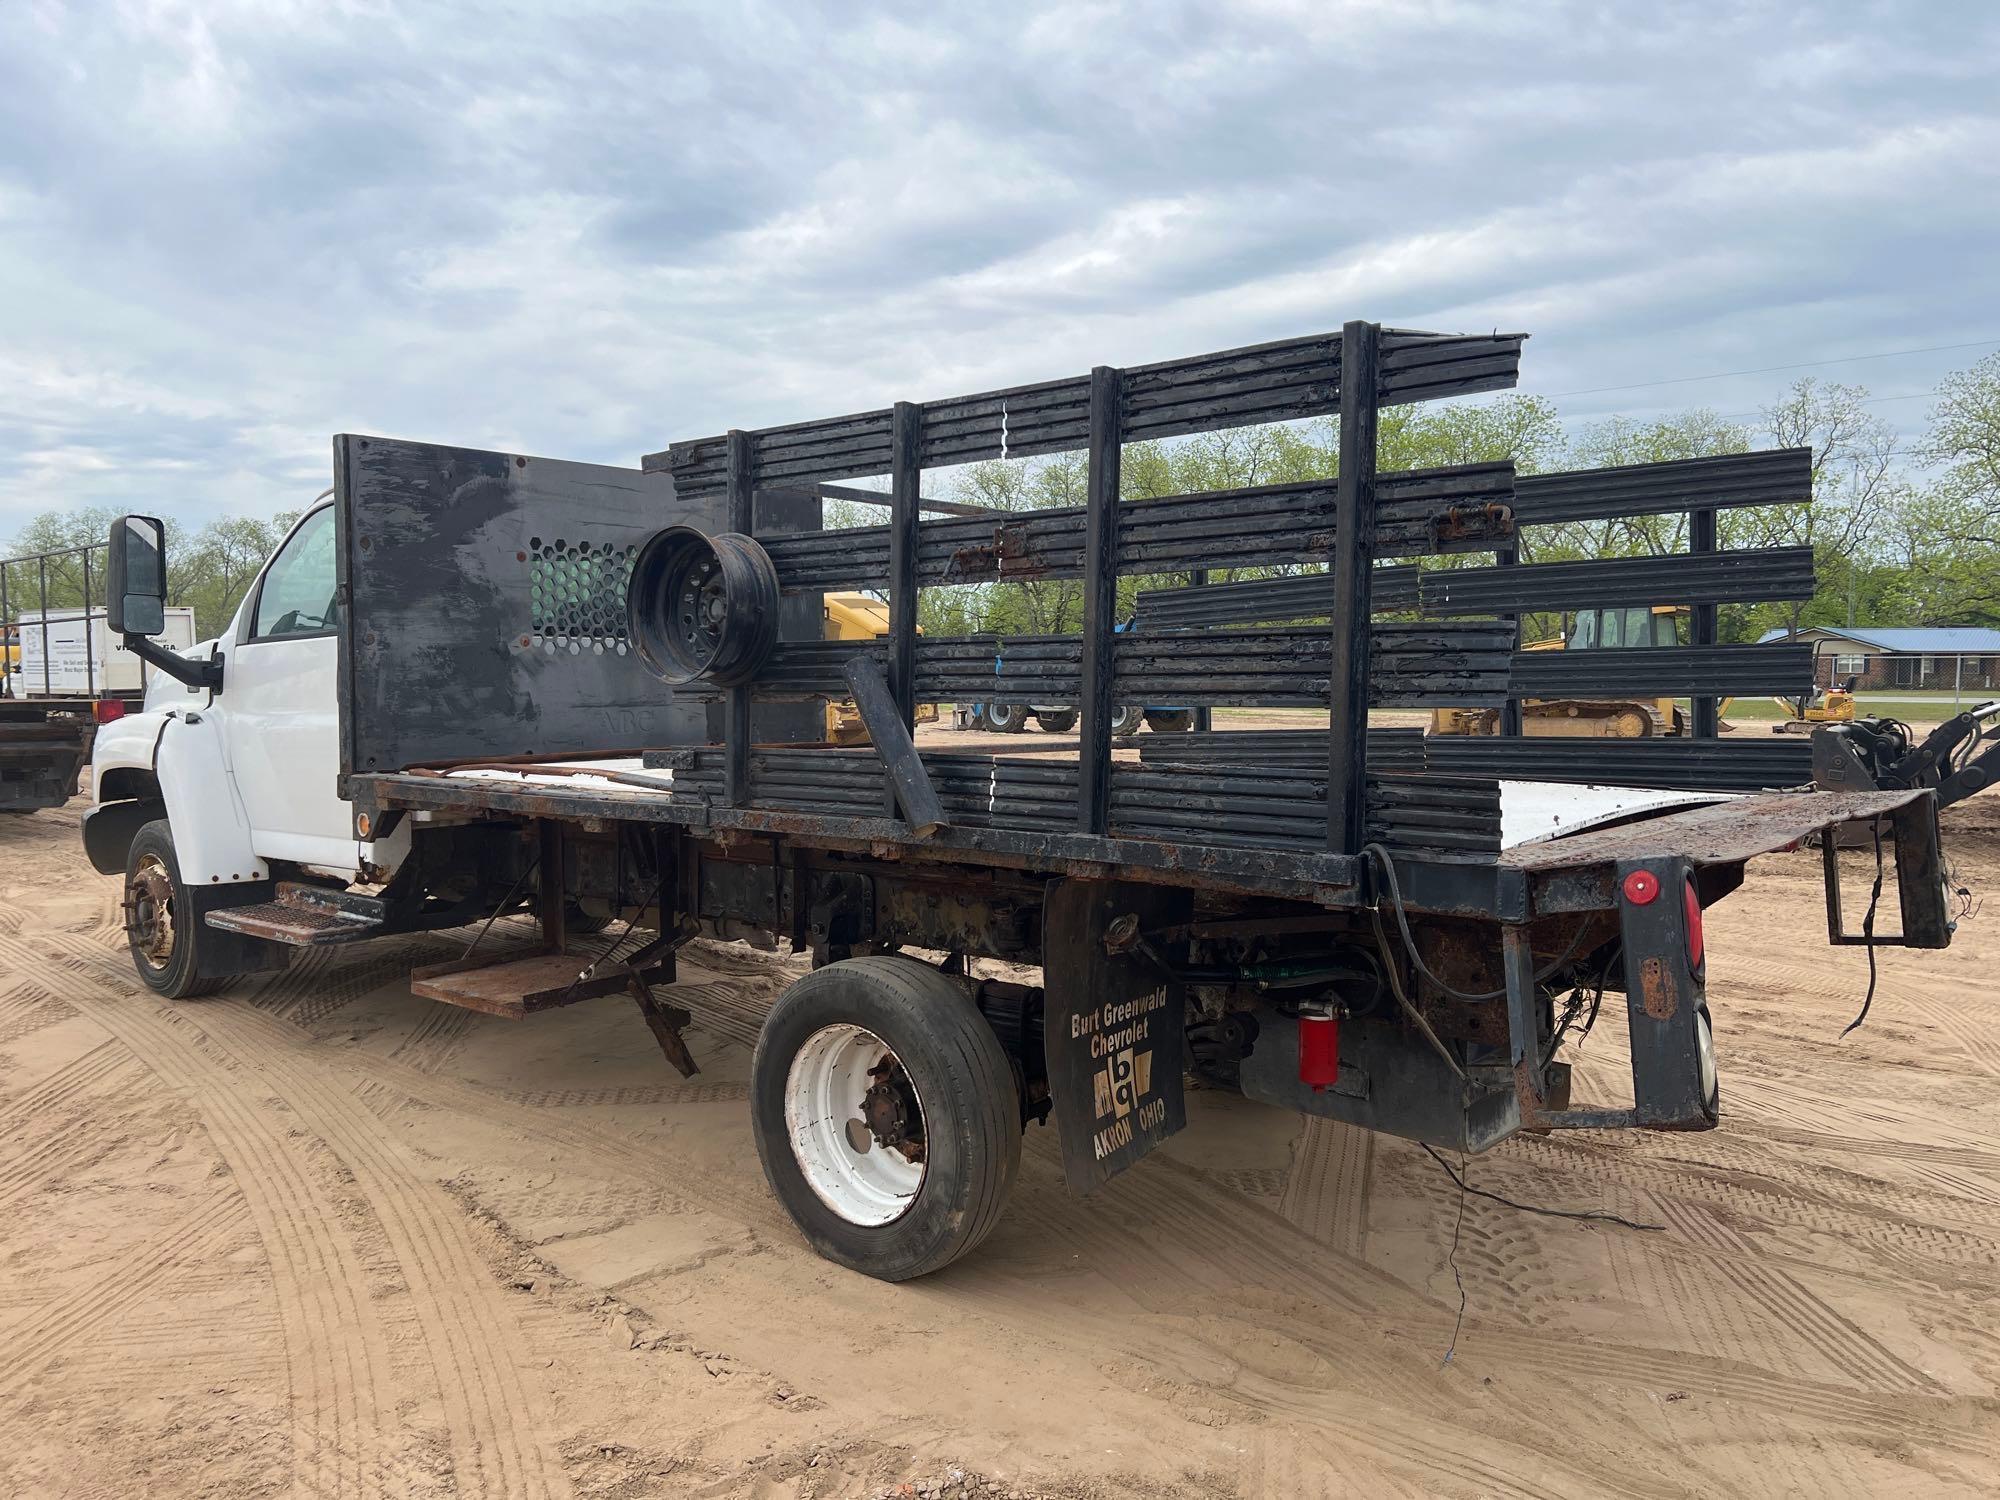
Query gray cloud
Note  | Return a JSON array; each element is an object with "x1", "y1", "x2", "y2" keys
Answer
[{"x1": 2, "y1": 0, "x2": 1996, "y2": 535}]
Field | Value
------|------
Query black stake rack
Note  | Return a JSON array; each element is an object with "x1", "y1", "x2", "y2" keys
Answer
[{"x1": 339, "y1": 317, "x2": 1833, "y2": 904}]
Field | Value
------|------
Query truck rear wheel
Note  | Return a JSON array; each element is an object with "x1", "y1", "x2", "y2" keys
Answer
[
  {"x1": 1033, "y1": 708, "x2": 1077, "y2": 733},
  {"x1": 1111, "y1": 705, "x2": 1144, "y2": 736},
  {"x1": 1144, "y1": 709, "x2": 1194, "y2": 733},
  {"x1": 751, "y1": 956, "x2": 1021, "y2": 1280},
  {"x1": 123, "y1": 820, "x2": 227, "y2": 1000}
]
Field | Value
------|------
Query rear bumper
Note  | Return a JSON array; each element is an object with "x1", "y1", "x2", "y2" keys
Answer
[{"x1": 1504, "y1": 786, "x2": 1950, "y2": 942}]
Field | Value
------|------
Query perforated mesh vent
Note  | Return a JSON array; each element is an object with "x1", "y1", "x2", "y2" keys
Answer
[{"x1": 527, "y1": 536, "x2": 637, "y2": 656}]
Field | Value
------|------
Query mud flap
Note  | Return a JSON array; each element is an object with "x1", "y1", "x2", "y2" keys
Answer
[{"x1": 1041, "y1": 878, "x2": 1192, "y2": 1194}]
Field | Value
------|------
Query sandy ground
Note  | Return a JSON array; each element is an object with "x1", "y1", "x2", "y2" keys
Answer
[{"x1": 2, "y1": 793, "x2": 1999, "y2": 1499}]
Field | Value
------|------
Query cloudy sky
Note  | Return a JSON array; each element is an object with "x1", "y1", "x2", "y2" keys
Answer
[{"x1": 2, "y1": 1, "x2": 1996, "y2": 536}]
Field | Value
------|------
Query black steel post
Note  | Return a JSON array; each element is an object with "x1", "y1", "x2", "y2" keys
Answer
[
  {"x1": 1326, "y1": 321, "x2": 1379, "y2": 852},
  {"x1": 1496, "y1": 545, "x2": 1523, "y2": 736},
  {"x1": 725, "y1": 429, "x2": 754, "y2": 806},
  {"x1": 1189, "y1": 567, "x2": 1212, "y2": 733},
  {"x1": 1690, "y1": 506, "x2": 1718, "y2": 738},
  {"x1": 1, "y1": 562, "x2": 10, "y2": 698},
  {"x1": 1077, "y1": 365, "x2": 1123, "y2": 835},
  {"x1": 885, "y1": 401, "x2": 922, "y2": 815}
]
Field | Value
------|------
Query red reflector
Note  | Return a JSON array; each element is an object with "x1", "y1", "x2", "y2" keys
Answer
[
  {"x1": 1684, "y1": 879, "x2": 1705, "y2": 970},
  {"x1": 1298, "y1": 1014, "x2": 1341, "y2": 1091},
  {"x1": 92, "y1": 698, "x2": 125, "y2": 724},
  {"x1": 1622, "y1": 870, "x2": 1659, "y2": 905}
]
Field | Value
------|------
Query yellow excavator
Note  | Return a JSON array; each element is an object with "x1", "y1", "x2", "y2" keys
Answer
[
  {"x1": 1720, "y1": 678, "x2": 1858, "y2": 735},
  {"x1": 823, "y1": 591, "x2": 938, "y2": 744},
  {"x1": 1431, "y1": 604, "x2": 1688, "y2": 738}
]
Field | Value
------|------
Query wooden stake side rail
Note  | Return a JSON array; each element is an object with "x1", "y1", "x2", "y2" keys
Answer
[
  {"x1": 655, "y1": 746, "x2": 1504, "y2": 857},
  {"x1": 1132, "y1": 545, "x2": 1818, "y2": 628},
  {"x1": 752, "y1": 461, "x2": 1516, "y2": 593},
  {"x1": 647, "y1": 329, "x2": 1524, "y2": 496},
  {"x1": 695, "y1": 623, "x2": 1516, "y2": 708},
  {"x1": 354, "y1": 765, "x2": 1383, "y2": 907}
]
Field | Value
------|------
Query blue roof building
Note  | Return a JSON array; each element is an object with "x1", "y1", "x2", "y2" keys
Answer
[{"x1": 1755, "y1": 625, "x2": 2000, "y2": 653}]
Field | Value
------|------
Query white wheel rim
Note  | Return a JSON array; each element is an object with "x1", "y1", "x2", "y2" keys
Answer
[
  {"x1": 784, "y1": 1023, "x2": 927, "y2": 1226},
  {"x1": 1695, "y1": 1008, "x2": 1718, "y2": 1111}
]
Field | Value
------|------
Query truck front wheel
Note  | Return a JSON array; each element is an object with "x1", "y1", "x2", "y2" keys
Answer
[
  {"x1": 751, "y1": 956, "x2": 1021, "y2": 1280},
  {"x1": 123, "y1": 820, "x2": 227, "y2": 1000}
]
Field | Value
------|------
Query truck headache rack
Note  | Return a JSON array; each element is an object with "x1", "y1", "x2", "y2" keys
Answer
[{"x1": 328, "y1": 317, "x2": 1954, "y2": 1220}]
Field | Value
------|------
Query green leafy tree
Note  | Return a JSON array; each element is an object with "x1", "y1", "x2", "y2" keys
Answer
[
  {"x1": 5, "y1": 508, "x2": 296, "y2": 637},
  {"x1": 1917, "y1": 351, "x2": 2000, "y2": 515}
]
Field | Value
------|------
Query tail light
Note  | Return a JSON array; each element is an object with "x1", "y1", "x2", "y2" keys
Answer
[
  {"x1": 1683, "y1": 878, "x2": 1705, "y2": 972},
  {"x1": 92, "y1": 698, "x2": 125, "y2": 724}
]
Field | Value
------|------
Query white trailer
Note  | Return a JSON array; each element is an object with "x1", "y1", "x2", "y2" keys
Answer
[{"x1": 8, "y1": 606, "x2": 198, "y2": 699}]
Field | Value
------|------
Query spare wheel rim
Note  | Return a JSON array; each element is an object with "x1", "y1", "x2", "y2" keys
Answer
[{"x1": 784, "y1": 1023, "x2": 928, "y2": 1226}]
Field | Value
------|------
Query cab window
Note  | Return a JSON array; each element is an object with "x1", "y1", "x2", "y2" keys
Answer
[{"x1": 250, "y1": 508, "x2": 339, "y2": 640}]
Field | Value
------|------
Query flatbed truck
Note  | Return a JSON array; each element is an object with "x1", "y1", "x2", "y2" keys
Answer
[{"x1": 78, "y1": 320, "x2": 1980, "y2": 1280}]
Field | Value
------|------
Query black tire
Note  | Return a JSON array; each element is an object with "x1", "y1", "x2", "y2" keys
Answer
[
  {"x1": 563, "y1": 901, "x2": 613, "y2": 935},
  {"x1": 124, "y1": 819, "x2": 227, "y2": 1000},
  {"x1": 1033, "y1": 708, "x2": 1077, "y2": 733},
  {"x1": 1144, "y1": 709, "x2": 1194, "y2": 733},
  {"x1": 1110, "y1": 704, "x2": 1145, "y2": 737},
  {"x1": 982, "y1": 702, "x2": 1029, "y2": 734},
  {"x1": 751, "y1": 956, "x2": 1021, "y2": 1281}
]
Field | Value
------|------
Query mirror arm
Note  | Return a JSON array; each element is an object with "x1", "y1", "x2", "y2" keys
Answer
[{"x1": 122, "y1": 633, "x2": 223, "y2": 691}]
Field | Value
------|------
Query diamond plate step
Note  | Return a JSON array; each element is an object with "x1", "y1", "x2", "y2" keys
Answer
[{"x1": 204, "y1": 881, "x2": 386, "y2": 947}]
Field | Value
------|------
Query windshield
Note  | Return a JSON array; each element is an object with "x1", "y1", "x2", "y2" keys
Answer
[{"x1": 1571, "y1": 607, "x2": 1677, "y2": 649}]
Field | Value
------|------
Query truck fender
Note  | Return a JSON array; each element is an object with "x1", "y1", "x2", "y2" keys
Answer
[
  {"x1": 88, "y1": 710, "x2": 267, "y2": 886},
  {"x1": 83, "y1": 711, "x2": 173, "y2": 874}
]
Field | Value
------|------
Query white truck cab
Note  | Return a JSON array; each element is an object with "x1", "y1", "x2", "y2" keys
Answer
[{"x1": 85, "y1": 505, "x2": 409, "y2": 996}]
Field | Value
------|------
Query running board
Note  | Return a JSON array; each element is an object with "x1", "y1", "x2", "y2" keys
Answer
[{"x1": 204, "y1": 882, "x2": 387, "y2": 947}]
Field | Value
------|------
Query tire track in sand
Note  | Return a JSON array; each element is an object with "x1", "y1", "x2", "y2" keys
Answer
[
  {"x1": 0, "y1": 1039, "x2": 128, "y2": 1128},
  {"x1": 1276, "y1": 1115, "x2": 1372, "y2": 1256},
  {"x1": 0, "y1": 934, "x2": 405, "y2": 1500},
  {"x1": 42, "y1": 934, "x2": 571, "y2": 1499},
  {"x1": 1649, "y1": 1194, "x2": 1938, "y2": 1394},
  {"x1": 0, "y1": 1187, "x2": 244, "y2": 1401}
]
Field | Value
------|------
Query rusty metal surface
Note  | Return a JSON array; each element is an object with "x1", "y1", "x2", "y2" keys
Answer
[
  {"x1": 205, "y1": 901, "x2": 380, "y2": 947},
  {"x1": 1499, "y1": 788, "x2": 1933, "y2": 872},
  {"x1": 409, "y1": 950, "x2": 673, "y2": 1019},
  {"x1": 352, "y1": 768, "x2": 1369, "y2": 905}
]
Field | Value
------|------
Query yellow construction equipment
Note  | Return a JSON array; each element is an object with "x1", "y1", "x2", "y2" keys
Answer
[
  {"x1": 822, "y1": 591, "x2": 937, "y2": 744},
  {"x1": 1430, "y1": 604, "x2": 1687, "y2": 739},
  {"x1": 1720, "y1": 677, "x2": 1858, "y2": 735}
]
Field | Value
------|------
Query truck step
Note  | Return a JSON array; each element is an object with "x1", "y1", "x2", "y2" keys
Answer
[
  {"x1": 409, "y1": 950, "x2": 674, "y2": 1020},
  {"x1": 204, "y1": 882, "x2": 387, "y2": 947}
]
